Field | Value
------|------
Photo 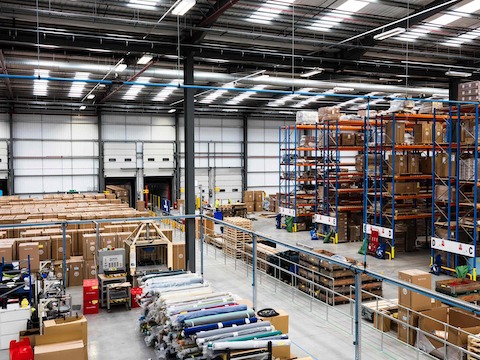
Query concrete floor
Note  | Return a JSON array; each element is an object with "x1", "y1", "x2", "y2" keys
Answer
[{"x1": 1, "y1": 215, "x2": 446, "y2": 360}]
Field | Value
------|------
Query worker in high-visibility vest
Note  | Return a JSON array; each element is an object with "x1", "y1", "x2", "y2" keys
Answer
[{"x1": 215, "y1": 199, "x2": 220, "y2": 209}]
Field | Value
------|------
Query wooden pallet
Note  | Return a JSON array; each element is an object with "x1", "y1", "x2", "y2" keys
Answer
[
  {"x1": 467, "y1": 334, "x2": 480, "y2": 360},
  {"x1": 333, "y1": 281, "x2": 383, "y2": 295},
  {"x1": 319, "y1": 273, "x2": 379, "y2": 287},
  {"x1": 317, "y1": 289, "x2": 383, "y2": 306},
  {"x1": 224, "y1": 217, "x2": 253, "y2": 229}
]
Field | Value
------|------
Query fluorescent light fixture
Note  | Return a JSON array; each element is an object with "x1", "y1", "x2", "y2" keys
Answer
[
  {"x1": 127, "y1": 0, "x2": 159, "y2": 10},
  {"x1": 374, "y1": 27, "x2": 406, "y2": 40},
  {"x1": 123, "y1": 76, "x2": 151, "y2": 100},
  {"x1": 445, "y1": 70, "x2": 472, "y2": 77},
  {"x1": 115, "y1": 63, "x2": 127, "y2": 72},
  {"x1": 87, "y1": 94, "x2": 95, "y2": 100},
  {"x1": 79, "y1": 105, "x2": 86, "y2": 110},
  {"x1": 168, "y1": 109, "x2": 177, "y2": 113},
  {"x1": 69, "y1": 72, "x2": 90, "y2": 98},
  {"x1": 222, "y1": 109, "x2": 239, "y2": 112},
  {"x1": 172, "y1": 0, "x2": 196, "y2": 16},
  {"x1": 153, "y1": 79, "x2": 182, "y2": 102},
  {"x1": 33, "y1": 69, "x2": 49, "y2": 96},
  {"x1": 333, "y1": 87, "x2": 355, "y2": 92},
  {"x1": 300, "y1": 68, "x2": 324, "y2": 78},
  {"x1": 279, "y1": 111, "x2": 294, "y2": 114},
  {"x1": 137, "y1": 54, "x2": 153, "y2": 65}
]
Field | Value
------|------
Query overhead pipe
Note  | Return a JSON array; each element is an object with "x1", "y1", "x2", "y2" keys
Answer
[{"x1": 3, "y1": 59, "x2": 448, "y2": 96}]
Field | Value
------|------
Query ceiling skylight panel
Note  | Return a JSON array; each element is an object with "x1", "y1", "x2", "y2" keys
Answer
[
  {"x1": 200, "y1": 82, "x2": 235, "y2": 104},
  {"x1": 430, "y1": 13, "x2": 460, "y2": 25},
  {"x1": 309, "y1": 0, "x2": 369, "y2": 32},
  {"x1": 33, "y1": 69, "x2": 49, "y2": 97},
  {"x1": 68, "y1": 72, "x2": 90, "y2": 98},
  {"x1": 248, "y1": 0, "x2": 295, "y2": 24},
  {"x1": 123, "y1": 76, "x2": 150, "y2": 100},
  {"x1": 225, "y1": 85, "x2": 267, "y2": 105},
  {"x1": 267, "y1": 87, "x2": 312, "y2": 107},
  {"x1": 336, "y1": 0, "x2": 369, "y2": 12},
  {"x1": 454, "y1": 0, "x2": 480, "y2": 14},
  {"x1": 153, "y1": 79, "x2": 182, "y2": 102}
]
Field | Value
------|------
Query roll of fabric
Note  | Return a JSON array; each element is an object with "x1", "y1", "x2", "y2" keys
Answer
[
  {"x1": 207, "y1": 339, "x2": 291, "y2": 350},
  {"x1": 196, "y1": 325, "x2": 274, "y2": 345},
  {"x1": 176, "y1": 304, "x2": 248, "y2": 323},
  {"x1": 224, "y1": 330, "x2": 282, "y2": 342},
  {"x1": 183, "y1": 317, "x2": 258, "y2": 336},
  {"x1": 168, "y1": 299, "x2": 236, "y2": 316},
  {"x1": 163, "y1": 292, "x2": 231, "y2": 306},
  {"x1": 184, "y1": 309, "x2": 255, "y2": 327},
  {"x1": 195, "y1": 321, "x2": 270, "y2": 339}
]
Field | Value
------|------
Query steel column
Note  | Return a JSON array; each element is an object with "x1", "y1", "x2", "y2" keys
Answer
[
  {"x1": 184, "y1": 50, "x2": 196, "y2": 273},
  {"x1": 7, "y1": 108, "x2": 14, "y2": 195},
  {"x1": 175, "y1": 112, "x2": 181, "y2": 202},
  {"x1": 98, "y1": 109, "x2": 105, "y2": 192},
  {"x1": 449, "y1": 78, "x2": 459, "y2": 101},
  {"x1": 242, "y1": 113, "x2": 248, "y2": 192},
  {"x1": 354, "y1": 270, "x2": 362, "y2": 360}
]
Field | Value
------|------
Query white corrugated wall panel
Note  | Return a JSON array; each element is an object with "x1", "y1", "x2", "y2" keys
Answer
[
  {"x1": 0, "y1": 114, "x2": 9, "y2": 140},
  {"x1": 102, "y1": 114, "x2": 175, "y2": 142},
  {"x1": 0, "y1": 141, "x2": 7, "y2": 179},
  {"x1": 12, "y1": 114, "x2": 99, "y2": 194}
]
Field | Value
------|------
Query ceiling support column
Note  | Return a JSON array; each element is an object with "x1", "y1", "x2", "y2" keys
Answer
[
  {"x1": 449, "y1": 78, "x2": 460, "y2": 101},
  {"x1": 7, "y1": 107, "x2": 14, "y2": 195},
  {"x1": 98, "y1": 109, "x2": 105, "y2": 192},
  {"x1": 242, "y1": 113, "x2": 248, "y2": 192},
  {"x1": 184, "y1": 50, "x2": 196, "y2": 273}
]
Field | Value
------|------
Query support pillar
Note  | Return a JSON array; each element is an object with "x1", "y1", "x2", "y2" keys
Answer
[
  {"x1": 7, "y1": 107, "x2": 13, "y2": 195},
  {"x1": 98, "y1": 109, "x2": 105, "y2": 192},
  {"x1": 449, "y1": 78, "x2": 460, "y2": 101},
  {"x1": 242, "y1": 113, "x2": 248, "y2": 192},
  {"x1": 184, "y1": 50, "x2": 196, "y2": 273},
  {"x1": 175, "y1": 112, "x2": 181, "y2": 202}
]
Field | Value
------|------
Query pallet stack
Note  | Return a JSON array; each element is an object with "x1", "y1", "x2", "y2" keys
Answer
[
  {"x1": 297, "y1": 249, "x2": 382, "y2": 305},
  {"x1": 468, "y1": 334, "x2": 480, "y2": 360},
  {"x1": 243, "y1": 242, "x2": 280, "y2": 272},
  {"x1": 223, "y1": 217, "x2": 252, "y2": 259}
]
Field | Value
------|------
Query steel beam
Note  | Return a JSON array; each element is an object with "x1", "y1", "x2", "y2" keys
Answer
[{"x1": 184, "y1": 50, "x2": 196, "y2": 273}]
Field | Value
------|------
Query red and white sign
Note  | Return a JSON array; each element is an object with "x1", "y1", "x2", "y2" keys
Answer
[
  {"x1": 279, "y1": 207, "x2": 296, "y2": 217},
  {"x1": 431, "y1": 237, "x2": 475, "y2": 257},
  {"x1": 314, "y1": 214, "x2": 337, "y2": 226},
  {"x1": 363, "y1": 223, "x2": 393, "y2": 240}
]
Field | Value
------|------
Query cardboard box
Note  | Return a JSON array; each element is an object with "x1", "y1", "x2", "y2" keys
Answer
[
  {"x1": 169, "y1": 243, "x2": 185, "y2": 270},
  {"x1": 355, "y1": 132, "x2": 364, "y2": 146},
  {"x1": 385, "y1": 121, "x2": 405, "y2": 144},
  {"x1": 374, "y1": 310, "x2": 391, "y2": 332},
  {"x1": 83, "y1": 259, "x2": 97, "y2": 280},
  {"x1": 68, "y1": 257, "x2": 84, "y2": 287},
  {"x1": 18, "y1": 242, "x2": 39, "y2": 271},
  {"x1": 40, "y1": 316, "x2": 88, "y2": 346},
  {"x1": 435, "y1": 153, "x2": 456, "y2": 178},
  {"x1": 434, "y1": 185, "x2": 455, "y2": 202},
  {"x1": 398, "y1": 307, "x2": 420, "y2": 346},
  {"x1": 243, "y1": 191, "x2": 254, "y2": 203},
  {"x1": 349, "y1": 225, "x2": 362, "y2": 242},
  {"x1": 387, "y1": 155, "x2": 408, "y2": 175},
  {"x1": 99, "y1": 233, "x2": 117, "y2": 249},
  {"x1": 53, "y1": 260, "x2": 65, "y2": 281},
  {"x1": 0, "y1": 239, "x2": 14, "y2": 262},
  {"x1": 420, "y1": 156, "x2": 432, "y2": 175},
  {"x1": 51, "y1": 235, "x2": 72, "y2": 261},
  {"x1": 254, "y1": 202, "x2": 263, "y2": 212},
  {"x1": 414, "y1": 123, "x2": 433, "y2": 144},
  {"x1": 82, "y1": 234, "x2": 97, "y2": 261},
  {"x1": 398, "y1": 269, "x2": 432, "y2": 311},
  {"x1": 34, "y1": 340, "x2": 85, "y2": 360},
  {"x1": 340, "y1": 132, "x2": 356, "y2": 146},
  {"x1": 136, "y1": 200, "x2": 146, "y2": 211},
  {"x1": 254, "y1": 191, "x2": 263, "y2": 204},
  {"x1": 408, "y1": 154, "x2": 420, "y2": 174},
  {"x1": 245, "y1": 202, "x2": 254, "y2": 213},
  {"x1": 387, "y1": 182, "x2": 418, "y2": 195},
  {"x1": 258, "y1": 309, "x2": 290, "y2": 359},
  {"x1": 417, "y1": 307, "x2": 480, "y2": 358}
]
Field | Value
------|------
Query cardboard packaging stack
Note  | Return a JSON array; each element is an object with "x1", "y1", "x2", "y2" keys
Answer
[{"x1": 243, "y1": 190, "x2": 264, "y2": 212}]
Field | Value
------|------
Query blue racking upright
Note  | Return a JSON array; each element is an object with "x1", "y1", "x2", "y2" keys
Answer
[
  {"x1": 278, "y1": 124, "x2": 320, "y2": 230},
  {"x1": 363, "y1": 112, "x2": 436, "y2": 259},
  {"x1": 314, "y1": 117, "x2": 364, "y2": 243},
  {"x1": 431, "y1": 104, "x2": 480, "y2": 280}
]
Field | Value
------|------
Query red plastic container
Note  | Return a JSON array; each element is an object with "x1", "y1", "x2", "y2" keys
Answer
[
  {"x1": 83, "y1": 279, "x2": 99, "y2": 301},
  {"x1": 10, "y1": 338, "x2": 33, "y2": 360},
  {"x1": 131, "y1": 287, "x2": 142, "y2": 308},
  {"x1": 83, "y1": 299, "x2": 99, "y2": 315}
]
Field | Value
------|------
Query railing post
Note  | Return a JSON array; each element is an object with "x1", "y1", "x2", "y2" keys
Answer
[
  {"x1": 354, "y1": 270, "x2": 362, "y2": 360},
  {"x1": 252, "y1": 234, "x2": 258, "y2": 310}
]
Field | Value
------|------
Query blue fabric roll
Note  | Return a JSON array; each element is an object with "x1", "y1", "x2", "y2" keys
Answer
[
  {"x1": 183, "y1": 317, "x2": 258, "y2": 336},
  {"x1": 176, "y1": 304, "x2": 247, "y2": 322}
]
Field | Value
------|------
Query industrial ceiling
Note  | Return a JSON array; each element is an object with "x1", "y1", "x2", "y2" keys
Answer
[{"x1": 0, "y1": 0, "x2": 478, "y2": 114}]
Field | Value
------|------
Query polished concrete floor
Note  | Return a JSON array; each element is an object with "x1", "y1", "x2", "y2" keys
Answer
[{"x1": 1, "y1": 215, "x2": 446, "y2": 360}]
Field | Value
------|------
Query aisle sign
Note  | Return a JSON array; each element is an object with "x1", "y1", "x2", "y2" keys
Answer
[
  {"x1": 279, "y1": 207, "x2": 296, "y2": 217},
  {"x1": 363, "y1": 223, "x2": 393, "y2": 239},
  {"x1": 314, "y1": 214, "x2": 337, "y2": 226},
  {"x1": 161, "y1": 198, "x2": 171, "y2": 214},
  {"x1": 431, "y1": 237, "x2": 474, "y2": 257}
]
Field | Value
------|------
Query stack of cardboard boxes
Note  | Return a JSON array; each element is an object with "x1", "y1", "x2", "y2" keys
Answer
[{"x1": 243, "y1": 190, "x2": 264, "y2": 213}]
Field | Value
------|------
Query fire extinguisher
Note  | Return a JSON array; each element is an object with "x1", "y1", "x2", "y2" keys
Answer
[{"x1": 173, "y1": 201, "x2": 178, "y2": 209}]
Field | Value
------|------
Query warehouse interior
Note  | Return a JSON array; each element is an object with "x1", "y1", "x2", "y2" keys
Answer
[{"x1": 1, "y1": 0, "x2": 480, "y2": 360}]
